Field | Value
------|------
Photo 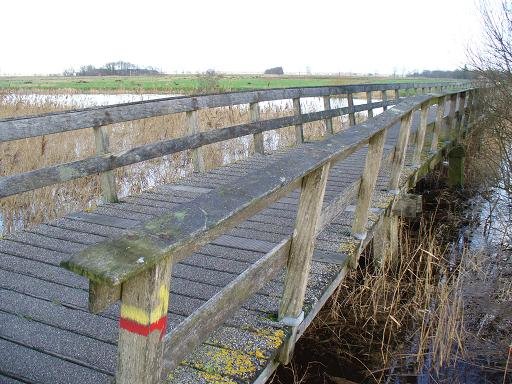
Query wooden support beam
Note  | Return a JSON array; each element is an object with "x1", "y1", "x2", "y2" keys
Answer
[
  {"x1": 412, "y1": 102, "x2": 429, "y2": 166},
  {"x1": 391, "y1": 193, "x2": 422, "y2": 217},
  {"x1": 381, "y1": 90, "x2": 388, "y2": 111},
  {"x1": 89, "y1": 281, "x2": 121, "y2": 314},
  {"x1": 351, "y1": 129, "x2": 386, "y2": 241},
  {"x1": 430, "y1": 96, "x2": 446, "y2": 152},
  {"x1": 448, "y1": 93, "x2": 458, "y2": 141},
  {"x1": 250, "y1": 102, "x2": 264, "y2": 154},
  {"x1": 456, "y1": 92, "x2": 466, "y2": 142},
  {"x1": 448, "y1": 145, "x2": 465, "y2": 188},
  {"x1": 186, "y1": 110, "x2": 205, "y2": 172},
  {"x1": 373, "y1": 215, "x2": 399, "y2": 269},
  {"x1": 278, "y1": 162, "x2": 330, "y2": 364},
  {"x1": 323, "y1": 96, "x2": 334, "y2": 135},
  {"x1": 394, "y1": 89, "x2": 400, "y2": 101},
  {"x1": 347, "y1": 93, "x2": 356, "y2": 126},
  {"x1": 366, "y1": 91, "x2": 374, "y2": 118},
  {"x1": 389, "y1": 112, "x2": 413, "y2": 192},
  {"x1": 116, "y1": 258, "x2": 173, "y2": 384},
  {"x1": 293, "y1": 97, "x2": 304, "y2": 144},
  {"x1": 93, "y1": 126, "x2": 118, "y2": 203}
]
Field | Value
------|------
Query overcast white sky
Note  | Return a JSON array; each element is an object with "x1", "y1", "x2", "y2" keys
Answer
[{"x1": 0, "y1": 0, "x2": 492, "y2": 76}]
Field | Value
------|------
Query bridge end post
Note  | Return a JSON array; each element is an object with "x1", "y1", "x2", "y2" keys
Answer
[
  {"x1": 116, "y1": 258, "x2": 173, "y2": 384},
  {"x1": 250, "y1": 102, "x2": 265, "y2": 155}
]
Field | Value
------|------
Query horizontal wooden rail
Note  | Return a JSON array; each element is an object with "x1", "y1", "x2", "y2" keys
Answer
[
  {"x1": 0, "y1": 99, "x2": 397, "y2": 198},
  {"x1": 0, "y1": 81, "x2": 470, "y2": 142}
]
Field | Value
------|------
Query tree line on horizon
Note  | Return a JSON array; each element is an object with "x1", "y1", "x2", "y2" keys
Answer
[{"x1": 63, "y1": 61, "x2": 162, "y2": 76}]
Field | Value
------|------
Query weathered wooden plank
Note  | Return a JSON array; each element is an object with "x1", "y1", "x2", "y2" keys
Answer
[
  {"x1": 431, "y1": 96, "x2": 446, "y2": 152},
  {"x1": 67, "y1": 211, "x2": 139, "y2": 229},
  {"x1": 0, "y1": 82, "x2": 454, "y2": 142},
  {"x1": 186, "y1": 110, "x2": 205, "y2": 172},
  {"x1": 162, "y1": 238, "x2": 289, "y2": 373},
  {"x1": 389, "y1": 112, "x2": 413, "y2": 192},
  {"x1": 93, "y1": 125, "x2": 118, "y2": 203},
  {"x1": 412, "y1": 101, "x2": 430, "y2": 166},
  {"x1": 347, "y1": 93, "x2": 356, "y2": 126},
  {"x1": 323, "y1": 96, "x2": 334, "y2": 134},
  {"x1": 63, "y1": 95, "x2": 429, "y2": 286},
  {"x1": 366, "y1": 91, "x2": 374, "y2": 118},
  {"x1": 351, "y1": 129, "x2": 386, "y2": 240},
  {"x1": 278, "y1": 163, "x2": 330, "y2": 363},
  {"x1": 293, "y1": 97, "x2": 304, "y2": 144},
  {"x1": 89, "y1": 281, "x2": 121, "y2": 314},
  {"x1": 250, "y1": 102, "x2": 264, "y2": 155}
]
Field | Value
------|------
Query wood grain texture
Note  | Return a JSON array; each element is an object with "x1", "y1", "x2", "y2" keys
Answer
[
  {"x1": 412, "y1": 102, "x2": 429, "y2": 166},
  {"x1": 323, "y1": 96, "x2": 334, "y2": 135},
  {"x1": 293, "y1": 97, "x2": 304, "y2": 145},
  {"x1": 162, "y1": 239, "x2": 290, "y2": 373},
  {"x1": 116, "y1": 258, "x2": 173, "y2": 384},
  {"x1": 389, "y1": 112, "x2": 413, "y2": 191},
  {"x1": 186, "y1": 110, "x2": 205, "y2": 172},
  {"x1": 93, "y1": 126, "x2": 118, "y2": 203},
  {"x1": 89, "y1": 281, "x2": 121, "y2": 314},
  {"x1": 250, "y1": 102, "x2": 264, "y2": 154},
  {"x1": 351, "y1": 129, "x2": 386, "y2": 239},
  {"x1": 366, "y1": 91, "x2": 374, "y2": 118},
  {"x1": 347, "y1": 93, "x2": 356, "y2": 126}
]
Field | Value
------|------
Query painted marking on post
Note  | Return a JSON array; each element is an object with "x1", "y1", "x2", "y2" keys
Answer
[{"x1": 119, "y1": 284, "x2": 169, "y2": 339}]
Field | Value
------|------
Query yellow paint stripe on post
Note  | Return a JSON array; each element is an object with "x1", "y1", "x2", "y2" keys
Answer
[{"x1": 120, "y1": 284, "x2": 169, "y2": 325}]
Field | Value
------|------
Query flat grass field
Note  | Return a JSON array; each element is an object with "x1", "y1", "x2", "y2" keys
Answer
[{"x1": 0, "y1": 75, "x2": 450, "y2": 94}]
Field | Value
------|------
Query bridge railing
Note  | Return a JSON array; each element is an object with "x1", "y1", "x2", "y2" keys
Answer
[
  {"x1": 0, "y1": 81, "x2": 467, "y2": 202},
  {"x1": 0, "y1": 81, "x2": 475, "y2": 383}
]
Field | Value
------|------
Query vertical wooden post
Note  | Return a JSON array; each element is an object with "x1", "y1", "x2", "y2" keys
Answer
[
  {"x1": 462, "y1": 90, "x2": 474, "y2": 134},
  {"x1": 366, "y1": 91, "x2": 374, "y2": 118},
  {"x1": 93, "y1": 126, "x2": 118, "y2": 203},
  {"x1": 373, "y1": 215, "x2": 399, "y2": 269},
  {"x1": 323, "y1": 96, "x2": 334, "y2": 135},
  {"x1": 381, "y1": 90, "x2": 388, "y2": 111},
  {"x1": 278, "y1": 162, "x2": 330, "y2": 363},
  {"x1": 250, "y1": 102, "x2": 264, "y2": 154},
  {"x1": 187, "y1": 110, "x2": 205, "y2": 172},
  {"x1": 448, "y1": 145, "x2": 465, "y2": 188},
  {"x1": 351, "y1": 129, "x2": 387, "y2": 252},
  {"x1": 430, "y1": 96, "x2": 446, "y2": 152},
  {"x1": 456, "y1": 92, "x2": 466, "y2": 142},
  {"x1": 347, "y1": 93, "x2": 356, "y2": 126},
  {"x1": 448, "y1": 93, "x2": 458, "y2": 141},
  {"x1": 116, "y1": 258, "x2": 173, "y2": 384},
  {"x1": 389, "y1": 112, "x2": 413, "y2": 193},
  {"x1": 412, "y1": 102, "x2": 429, "y2": 166},
  {"x1": 394, "y1": 89, "x2": 400, "y2": 102},
  {"x1": 293, "y1": 97, "x2": 304, "y2": 144}
]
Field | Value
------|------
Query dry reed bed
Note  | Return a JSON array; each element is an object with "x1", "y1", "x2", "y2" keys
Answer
[{"x1": 0, "y1": 93, "x2": 347, "y2": 235}]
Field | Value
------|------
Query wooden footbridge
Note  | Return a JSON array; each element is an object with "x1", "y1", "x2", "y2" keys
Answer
[{"x1": 0, "y1": 81, "x2": 480, "y2": 384}]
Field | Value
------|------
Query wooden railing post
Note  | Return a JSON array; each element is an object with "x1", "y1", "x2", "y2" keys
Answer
[
  {"x1": 250, "y1": 102, "x2": 265, "y2": 154},
  {"x1": 351, "y1": 129, "x2": 387, "y2": 264},
  {"x1": 456, "y1": 92, "x2": 466, "y2": 142},
  {"x1": 323, "y1": 96, "x2": 334, "y2": 135},
  {"x1": 389, "y1": 112, "x2": 413, "y2": 193},
  {"x1": 93, "y1": 126, "x2": 118, "y2": 203},
  {"x1": 187, "y1": 110, "x2": 206, "y2": 172},
  {"x1": 116, "y1": 258, "x2": 173, "y2": 384},
  {"x1": 412, "y1": 101, "x2": 430, "y2": 167},
  {"x1": 381, "y1": 90, "x2": 388, "y2": 111},
  {"x1": 293, "y1": 97, "x2": 304, "y2": 144},
  {"x1": 347, "y1": 93, "x2": 356, "y2": 126},
  {"x1": 430, "y1": 96, "x2": 446, "y2": 152},
  {"x1": 278, "y1": 162, "x2": 330, "y2": 363},
  {"x1": 394, "y1": 89, "x2": 400, "y2": 102},
  {"x1": 448, "y1": 93, "x2": 458, "y2": 141},
  {"x1": 366, "y1": 91, "x2": 374, "y2": 118}
]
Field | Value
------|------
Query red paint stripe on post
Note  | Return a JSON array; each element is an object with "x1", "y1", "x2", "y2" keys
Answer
[{"x1": 119, "y1": 316, "x2": 168, "y2": 340}]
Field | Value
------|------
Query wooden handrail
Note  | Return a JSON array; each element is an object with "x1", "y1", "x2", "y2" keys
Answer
[{"x1": 0, "y1": 81, "x2": 468, "y2": 143}]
